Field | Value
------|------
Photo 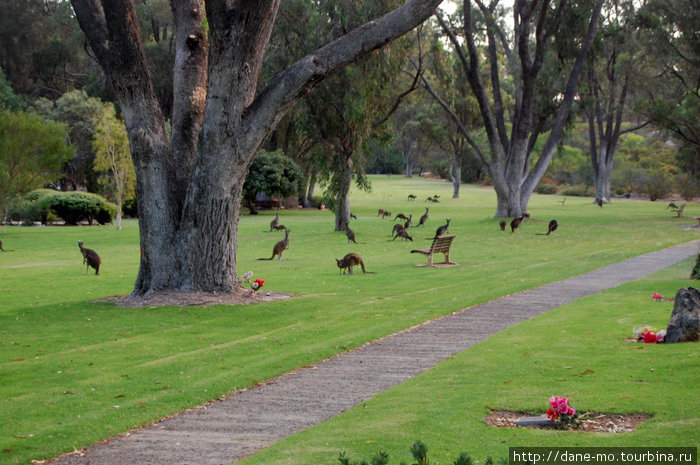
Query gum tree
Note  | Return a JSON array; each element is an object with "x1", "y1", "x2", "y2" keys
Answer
[{"x1": 70, "y1": 0, "x2": 444, "y2": 296}]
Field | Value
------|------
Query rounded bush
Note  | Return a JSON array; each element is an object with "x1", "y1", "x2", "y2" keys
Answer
[
  {"x1": 40, "y1": 191, "x2": 117, "y2": 225},
  {"x1": 535, "y1": 184, "x2": 558, "y2": 195}
]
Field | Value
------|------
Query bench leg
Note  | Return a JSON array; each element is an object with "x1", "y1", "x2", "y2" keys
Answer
[{"x1": 427, "y1": 254, "x2": 433, "y2": 267}]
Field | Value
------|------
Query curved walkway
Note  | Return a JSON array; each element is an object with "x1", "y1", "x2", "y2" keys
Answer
[{"x1": 53, "y1": 240, "x2": 699, "y2": 465}]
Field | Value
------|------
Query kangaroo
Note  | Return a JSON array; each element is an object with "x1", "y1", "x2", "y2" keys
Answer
[
  {"x1": 403, "y1": 214, "x2": 412, "y2": 230},
  {"x1": 269, "y1": 210, "x2": 280, "y2": 232},
  {"x1": 434, "y1": 219, "x2": 450, "y2": 238},
  {"x1": 382, "y1": 211, "x2": 392, "y2": 219},
  {"x1": 391, "y1": 223, "x2": 405, "y2": 237},
  {"x1": 350, "y1": 212, "x2": 357, "y2": 220},
  {"x1": 394, "y1": 213, "x2": 409, "y2": 222},
  {"x1": 273, "y1": 224, "x2": 287, "y2": 231},
  {"x1": 417, "y1": 207, "x2": 429, "y2": 227},
  {"x1": 345, "y1": 225, "x2": 357, "y2": 244},
  {"x1": 377, "y1": 208, "x2": 385, "y2": 217},
  {"x1": 499, "y1": 220, "x2": 506, "y2": 231},
  {"x1": 546, "y1": 219, "x2": 558, "y2": 235},
  {"x1": 258, "y1": 229, "x2": 290, "y2": 260},
  {"x1": 336, "y1": 253, "x2": 366, "y2": 275},
  {"x1": 510, "y1": 214, "x2": 528, "y2": 233},
  {"x1": 393, "y1": 227, "x2": 413, "y2": 241},
  {"x1": 78, "y1": 241, "x2": 101, "y2": 275},
  {"x1": 408, "y1": 194, "x2": 416, "y2": 201},
  {"x1": 0, "y1": 239, "x2": 4, "y2": 251},
  {"x1": 666, "y1": 202, "x2": 679, "y2": 210}
]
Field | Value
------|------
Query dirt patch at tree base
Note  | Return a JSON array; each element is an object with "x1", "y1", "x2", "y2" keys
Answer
[
  {"x1": 485, "y1": 410, "x2": 652, "y2": 433},
  {"x1": 97, "y1": 289, "x2": 293, "y2": 308}
]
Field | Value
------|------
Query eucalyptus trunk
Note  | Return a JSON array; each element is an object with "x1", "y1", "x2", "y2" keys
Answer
[{"x1": 70, "y1": 0, "x2": 443, "y2": 296}]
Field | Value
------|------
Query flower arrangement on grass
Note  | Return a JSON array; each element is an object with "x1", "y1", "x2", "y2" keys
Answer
[
  {"x1": 241, "y1": 271, "x2": 265, "y2": 294},
  {"x1": 633, "y1": 325, "x2": 665, "y2": 343},
  {"x1": 651, "y1": 292, "x2": 664, "y2": 301},
  {"x1": 546, "y1": 396, "x2": 585, "y2": 429}
]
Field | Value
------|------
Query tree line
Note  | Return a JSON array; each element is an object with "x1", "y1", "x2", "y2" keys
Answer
[{"x1": 0, "y1": 0, "x2": 697, "y2": 297}]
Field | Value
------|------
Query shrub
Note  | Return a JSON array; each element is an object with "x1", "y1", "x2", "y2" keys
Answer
[
  {"x1": 41, "y1": 191, "x2": 117, "y2": 225},
  {"x1": 692, "y1": 253, "x2": 700, "y2": 280},
  {"x1": 645, "y1": 172, "x2": 672, "y2": 201},
  {"x1": 535, "y1": 183, "x2": 558, "y2": 195},
  {"x1": 560, "y1": 186, "x2": 589, "y2": 197},
  {"x1": 122, "y1": 197, "x2": 138, "y2": 217},
  {"x1": 7, "y1": 189, "x2": 55, "y2": 223},
  {"x1": 337, "y1": 440, "x2": 506, "y2": 465}
]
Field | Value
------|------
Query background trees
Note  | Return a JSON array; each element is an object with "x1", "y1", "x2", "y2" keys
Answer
[{"x1": 0, "y1": 110, "x2": 74, "y2": 220}]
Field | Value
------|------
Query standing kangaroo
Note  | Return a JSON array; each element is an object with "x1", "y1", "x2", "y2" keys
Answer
[
  {"x1": 417, "y1": 207, "x2": 429, "y2": 227},
  {"x1": 78, "y1": 241, "x2": 101, "y2": 275},
  {"x1": 499, "y1": 220, "x2": 507, "y2": 231},
  {"x1": 336, "y1": 253, "x2": 366, "y2": 275},
  {"x1": 345, "y1": 225, "x2": 357, "y2": 243},
  {"x1": 434, "y1": 219, "x2": 450, "y2": 238},
  {"x1": 403, "y1": 214, "x2": 413, "y2": 230},
  {"x1": 258, "y1": 229, "x2": 290, "y2": 260},
  {"x1": 269, "y1": 210, "x2": 280, "y2": 232}
]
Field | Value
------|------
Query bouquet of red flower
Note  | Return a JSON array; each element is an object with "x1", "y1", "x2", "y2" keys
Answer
[
  {"x1": 241, "y1": 271, "x2": 265, "y2": 294},
  {"x1": 546, "y1": 396, "x2": 584, "y2": 429}
]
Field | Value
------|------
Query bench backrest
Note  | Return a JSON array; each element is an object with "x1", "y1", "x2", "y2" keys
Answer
[{"x1": 430, "y1": 234, "x2": 455, "y2": 253}]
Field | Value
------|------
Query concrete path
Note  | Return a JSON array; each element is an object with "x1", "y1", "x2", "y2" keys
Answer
[{"x1": 53, "y1": 240, "x2": 699, "y2": 465}]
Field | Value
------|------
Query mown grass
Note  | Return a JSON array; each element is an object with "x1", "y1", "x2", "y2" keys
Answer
[
  {"x1": 239, "y1": 260, "x2": 700, "y2": 465},
  {"x1": 1, "y1": 176, "x2": 698, "y2": 464}
]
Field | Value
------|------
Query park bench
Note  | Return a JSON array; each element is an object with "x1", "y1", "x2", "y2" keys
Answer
[{"x1": 410, "y1": 234, "x2": 457, "y2": 267}]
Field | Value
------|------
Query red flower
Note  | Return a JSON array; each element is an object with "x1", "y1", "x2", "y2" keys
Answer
[
  {"x1": 642, "y1": 332, "x2": 657, "y2": 344},
  {"x1": 252, "y1": 279, "x2": 265, "y2": 290},
  {"x1": 546, "y1": 408, "x2": 559, "y2": 420}
]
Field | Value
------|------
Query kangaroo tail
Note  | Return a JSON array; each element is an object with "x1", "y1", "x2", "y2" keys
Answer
[
  {"x1": 257, "y1": 256, "x2": 274, "y2": 260},
  {"x1": 360, "y1": 260, "x2": 366, "y2": 274}
]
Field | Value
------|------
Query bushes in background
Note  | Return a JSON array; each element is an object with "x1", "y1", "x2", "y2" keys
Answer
[{"x1": 8, "y1": 189, "x2": 116, "y2": 225}]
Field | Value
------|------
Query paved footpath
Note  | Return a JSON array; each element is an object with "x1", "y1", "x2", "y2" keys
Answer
[{"x1": 53, "y1": 240, "x2": 699, "y2": 465}]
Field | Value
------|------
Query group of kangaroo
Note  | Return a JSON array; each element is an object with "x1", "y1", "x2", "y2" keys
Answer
[{"x1": 71, "y1": 203, "x2": 557, "y2": 278}]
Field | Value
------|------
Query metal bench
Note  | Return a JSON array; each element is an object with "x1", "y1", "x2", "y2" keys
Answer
[{"x1": 410, "y1": 234, "x2": 457, "y2": 267}]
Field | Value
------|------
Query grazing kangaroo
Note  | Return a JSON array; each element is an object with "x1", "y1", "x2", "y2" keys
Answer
[
  {"x1": 273, "y1": 224, "x2": 287, "y2": 231},
  {"x1": 510, "y1": 214, "x2": 528, "y2": 233},
  {"x1": 258, "y1": 229, "x2": 290, "y2": 260},
  {"x1": 345, "y1": 225, "x2": 357, "y2": 244},
  {"x1": 392, "y1": 223, "x2": 405, "y2": 237},
  {"x1": 336, "y1": 253, "x2": 366, "y2": 275},
  {"x1": 78, "y1": 241, "x2": 101, "y2": 275},
  {"x1": 499, "y1": 220, "x2": 506, "y2": 231},
  {"x1": 434, "y1": 219, "x2": 450, "y2": 238},
  {"x1": 350, "y1": 212, "x2": 357, "y2": 220},
  {"x1": 403, "y1": 214, "x2": 412, "y2": 230},
  {"x1": 408, "y1": 194, "x2": 416, "y2": 201},
  {"x1": 596, "y1": 199, "x2": 604, "y2": 208},
  {"x1": 393, "y1": 227, "x2": 413, "y2": 241},
  {"x1": 417, "y1": 208, "x2": 429, "y2": 227},
  {"x1": 382, "y1": 211, "x2": 392, "y2": 219},
  {"x1": 394, "y1": 213, "x2": 409, "y2": 222},
  {"x1": 546, "y1": 219, "x2": 558, "y2": 235},
  {"x1": 269, "y1": 210, "x2": 280, "y2": 232},
  {"x1": 377, "y1": 208, "x2": 385, "y2": 217}
]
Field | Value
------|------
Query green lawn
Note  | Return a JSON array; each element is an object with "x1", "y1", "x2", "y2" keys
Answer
[{"x1": 1, "y1": 176, "x2": 699, "y2": 465}]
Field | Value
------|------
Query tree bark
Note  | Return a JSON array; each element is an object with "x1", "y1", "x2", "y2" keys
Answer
[
  {"x1": 71, "y1": 0, "x2": 444, "y2": 295},
  {"x1": 334, "y1": 154, "x2": 353, "y2": 232}
]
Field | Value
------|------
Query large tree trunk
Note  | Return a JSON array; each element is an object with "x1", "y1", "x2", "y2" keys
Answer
[{"x1": 71, "y1": 0, "x2": 444, "y2": 296}]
